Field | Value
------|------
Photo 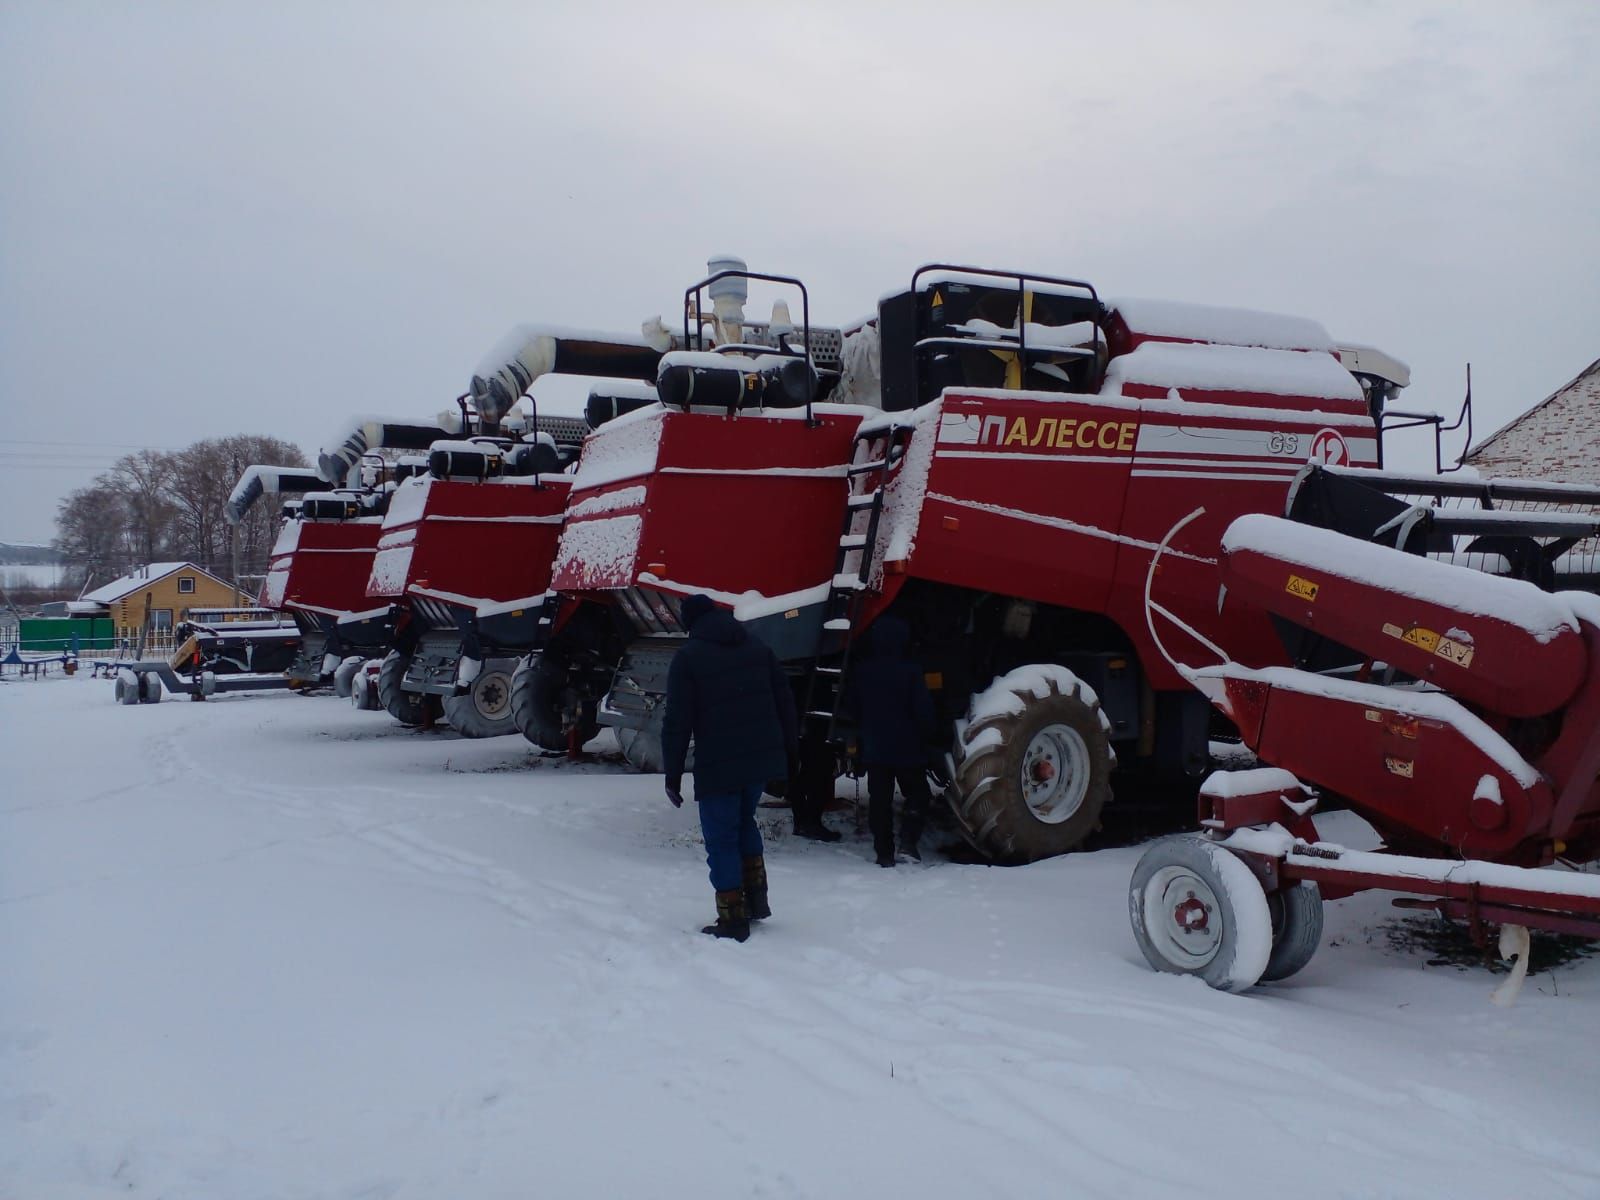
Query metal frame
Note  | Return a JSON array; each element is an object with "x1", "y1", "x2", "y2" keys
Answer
[
  {"x1": 908, "y1": 263, "x2": 1106, "y2": 403},
  {"x1": 683, "y1": 269, "x2": 817, "y2": 424}
]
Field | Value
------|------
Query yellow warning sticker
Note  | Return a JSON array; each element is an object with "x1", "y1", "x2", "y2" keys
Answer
[
  {"x1": 1384, "y1": 757, "x2": 1415, "y2": 778},
  {"x1": 1435, "y1": 636, "x2": 1476, "y2": 668},
  {"x1": 930, "y1": 288, "x2": 944, "y2": 309},
  {"x1": 1285, "y1": 574, "x2": 1320, "y2": 602},
  {"x1": 1401, "y1": 626, "x2": 1440, "y2": 654}
]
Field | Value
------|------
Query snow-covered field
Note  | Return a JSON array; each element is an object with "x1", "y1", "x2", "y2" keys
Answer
[{"x1": 4, "y1": 678, "x2": 1599, "y2": 1199}]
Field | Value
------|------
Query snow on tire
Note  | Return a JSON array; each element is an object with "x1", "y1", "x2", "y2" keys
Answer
[
  {"x1": 1261, "y1": 881, "x2": 1323, "y2": 982},
  {"x1": 1129, "y1": 835, "x2": 1272, "y2": 993},
  {"x1": 332, "y1": 656, "x2": 363, "y2": 699},
  {"x1": 944, "y1": 664, "x2": 1115, "y2": 864},
  {"x1": 441, "y1": 662, "x2": 517, "y2": 739},
  {"x1": 115, "y1": 669, "x2": 140, "y2": 706}
]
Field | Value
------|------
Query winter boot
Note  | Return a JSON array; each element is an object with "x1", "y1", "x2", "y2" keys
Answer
[
  {"x1": 742, "y1": 856, "x2": 771, "y2": 921},
  {"x1": 899, "y1": 813, "x2": 925, "y2": 862},
  {"x1": 702, "y1": 889, "x2": 751, "y2": 942},
  {"x1": 793, "y1": 818, "x2": 841, "y2": 843}
]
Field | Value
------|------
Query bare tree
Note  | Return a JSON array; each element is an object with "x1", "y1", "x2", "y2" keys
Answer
[
  {"x1": 52, "y1": 434, "x2": 309, "y2": 587},
  {"x1": 53, "y1": 483, "x2": 130, "y2": 591}
]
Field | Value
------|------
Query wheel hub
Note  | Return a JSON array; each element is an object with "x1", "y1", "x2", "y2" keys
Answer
[
  {"x1": 1174, "y1": 892, "x2": 1211, "y2": 934},
  {"x1": 1019, "y1": 722, "x2": 1091, "y2": 824},
  {"x1": 473, "y1": 671, "x2": 512, "y2": 718},
  {"x1": 1144, "y1": 865, "x2": 1224, "y2": 968}
]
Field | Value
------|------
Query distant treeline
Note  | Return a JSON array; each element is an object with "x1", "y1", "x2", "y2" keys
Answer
[{"x1": 52, "y1": 435, "x2": 307, "y2": 594}]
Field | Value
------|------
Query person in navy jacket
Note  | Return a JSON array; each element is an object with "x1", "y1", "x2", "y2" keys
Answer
[{"x1": 663, "y1": 594, "x2": 797, "y2": 940}]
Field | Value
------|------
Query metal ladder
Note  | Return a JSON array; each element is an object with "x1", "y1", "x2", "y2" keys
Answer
[{"x1": 801, "y1": 422, "x2": 908, "y2": 739}]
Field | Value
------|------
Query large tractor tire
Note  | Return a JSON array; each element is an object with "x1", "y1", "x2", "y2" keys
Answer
[
  {"x1": 1128, "y1": 834, "x2": 1272, "y2": 993},
  {"x1": 615, "y1": 728, "x2": 664, "y2": 773},
  {"x1": 441, "y1": 661, "x2": 517, "y2": 739},
  {"x1": 377, "y1": 650, "x2": 441, "y2": 728},
  {"x1": 511, "y1": 654, "x2": 598, "y2": 752},
  {"x1": 944, "y1": 664, "x2": 1115, "y2": 864}
]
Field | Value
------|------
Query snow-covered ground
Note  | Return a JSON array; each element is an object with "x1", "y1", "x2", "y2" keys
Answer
[{"x1": 4, "y1": 678, "x2": 1599, "y2": 1199}]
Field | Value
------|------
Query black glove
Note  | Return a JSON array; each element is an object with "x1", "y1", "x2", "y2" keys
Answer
[{"x1": 666, "y1": 777, "x2": 684, "y2": 808}]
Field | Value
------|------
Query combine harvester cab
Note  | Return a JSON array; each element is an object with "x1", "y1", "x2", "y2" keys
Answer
[
  {"x1": 546, "y1": 261, "x2": 1398, "y2": 857},
  {"x1": 1129, "y1": 465, "x2": 1600, "y2": 992}
]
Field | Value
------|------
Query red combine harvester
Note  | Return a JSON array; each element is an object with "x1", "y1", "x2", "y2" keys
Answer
[
  {"x1": 1128, "y1": 465, "x2": 1600, "y2": 991},
  {"x1": 528, "y1": 260, "x2": 1411, "y2": 862},
  {"x1": 357, "y1": 436, "x2": 572, "y2": 734},
  {"x1": 228, "y1": 458, "x2": 426, "y2": 694}
]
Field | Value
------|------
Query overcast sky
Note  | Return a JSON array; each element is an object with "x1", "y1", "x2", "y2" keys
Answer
[{"x1": 3, "y1": 0, "x2": 1597, "y2": 544}]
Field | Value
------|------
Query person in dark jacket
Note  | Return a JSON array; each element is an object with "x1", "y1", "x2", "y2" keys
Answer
[
  {"x1": 841, "y1": 613, "x2": 936, "y2": 867},
  {"x1": 663, "y1": 594, "x2": 798, "y2": 941}
]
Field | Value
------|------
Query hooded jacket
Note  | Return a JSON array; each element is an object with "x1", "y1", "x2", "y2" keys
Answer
[
  {"x1": 841, "y1": 614, "x2": 936, "y2": 768},
  {"x1": 662, "y1": 603, "x2": 797, "y2": 795}
]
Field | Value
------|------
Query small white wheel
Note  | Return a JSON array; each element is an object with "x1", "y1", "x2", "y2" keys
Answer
[
  {"x1": 115, "y1": 669, "x2": 140, "y2": 706},
  {"x1": 138, "y1": 672, "x2": 162, "y2": 704},
  {"x1": 332, "y1": 656, "x2": 363, "y2": 699},
  {"x1": 1262, "y1": 882, "x2": 1324, "y2": 982},
  {"x1": 1129, "y1": 835, "x2": 1272, "y2": 993}
]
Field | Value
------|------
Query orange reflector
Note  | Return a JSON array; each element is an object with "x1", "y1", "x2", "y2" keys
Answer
[
  {"x1": 647, "y1": 562, "x2": 666, "y2": 574},
  {"x1": 942, "y1": 516, "x2": 960, "y2": 530},
  {"x1": 885, "y1": 560, "x2": 907, "y2": 575}
]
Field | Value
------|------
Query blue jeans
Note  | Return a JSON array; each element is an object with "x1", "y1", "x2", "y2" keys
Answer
[{"x1": 697, "y1": 781, "x2": 765, "y2": 891}]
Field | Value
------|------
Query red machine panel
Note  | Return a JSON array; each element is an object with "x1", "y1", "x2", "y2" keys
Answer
[
  {"x1": 1220, "y1": 514, "x2": 1588, "y2": 718},
  {"x1": 262, "y1": 516, "x2": 383, "y2": 616},
  {"x1": 369, "y1": 474, "x2": 571, "y2": 605},
  {"x1": 552, "y1": 406, "x2": 859, "y2": 598},
  {"x1": 904, "y1": 390, "x2": 1379, "y2": 690},
  {"x1": 1202, "y1": 665, "x2": 1555, "y2": 860}
]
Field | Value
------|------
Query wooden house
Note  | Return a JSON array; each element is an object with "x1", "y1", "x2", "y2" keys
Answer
[{"x1": 73, "y1": 563, "x2": 238, "y2": 647}]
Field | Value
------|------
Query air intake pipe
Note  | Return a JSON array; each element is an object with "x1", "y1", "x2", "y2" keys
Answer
[
  {"x1": 226, "y1": 465, "x2": 329, "y2": 526},
  {"x1": 317, "y1": 417, "x2": 455, "y2": 484},
  {"x1": 469, "y1": 325, "x2": 664, "y2": 428}
]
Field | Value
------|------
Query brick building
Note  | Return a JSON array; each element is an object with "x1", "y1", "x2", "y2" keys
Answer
[{"x1": 1465, "y1": 357, "x2": 1600, "y2": 483}]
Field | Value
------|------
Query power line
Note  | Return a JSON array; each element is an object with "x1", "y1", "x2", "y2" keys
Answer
[{"x1": 0, "y1": 438, "x2": 183, "y2": 451}]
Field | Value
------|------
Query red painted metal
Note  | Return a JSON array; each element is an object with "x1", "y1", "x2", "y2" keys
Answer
[
  {"x1": 551, "y1": 407, "x2": 859, "y2": 600},
  {"x1": 261, "y1": 515, "x2": 383, "y2": 617},
  {"x1": 1221, "y1": 534, "x2": 1587, "y2": 718},
  {"x1": 369, "y1": 474, "x2": 571, "y2": 607}
]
